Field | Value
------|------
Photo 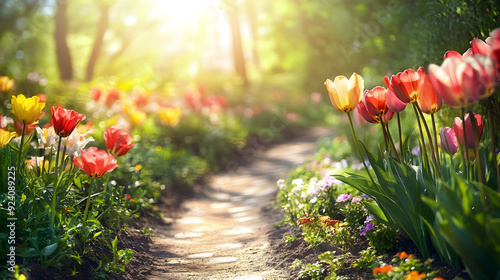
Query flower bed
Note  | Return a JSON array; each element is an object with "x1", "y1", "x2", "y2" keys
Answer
[
  {"x1": 0, "y1": 77, "x2": 329, "y2": 278},
  {"x1": 277, "y1": 27, "x2": 500, "y2": 279}
]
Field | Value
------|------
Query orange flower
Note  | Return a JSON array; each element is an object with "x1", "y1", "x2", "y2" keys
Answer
[
  {"x1": 384, "y1": 68, "x2": 422, "y2": 104},
  {"x1": 432, "y1": 277, "x2": 444, "y2": 280},
  {"x1": 0, "y1": 76, "x2": 14, "y2": 92},
  {"x1": 373, "y1": 265, "x2": 393, "y2": 275},
  {"x1": 417, "y1": 68, "x2": 442, "y2": 115},
  {"x1": 396, "y1": 251, "x2": 414, "y2": 260},
  {"x1": 405, "y1": 271, "x2": 426, "y2": 280}
]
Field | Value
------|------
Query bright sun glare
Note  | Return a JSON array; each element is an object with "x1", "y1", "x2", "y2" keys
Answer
[{"x1": 153, "y1": 0, "x2": 220, "y2": 27}]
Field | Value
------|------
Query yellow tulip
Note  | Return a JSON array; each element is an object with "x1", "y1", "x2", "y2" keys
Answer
[
  {"x1": 11, "y1": 94, "x2": 45, "y2": 125},
  {"x1": 325, "y1": 73, "x2": 364, "y2": 113},
  {"x1": 0, "y1": 76, "x2": 15, "y2": 92},
  {"x1": 0, "y1": 129, "x2": 16, "y2": 148},
  {"x1": 158, "y1": 107, "x2": 182, "y2": 126}
]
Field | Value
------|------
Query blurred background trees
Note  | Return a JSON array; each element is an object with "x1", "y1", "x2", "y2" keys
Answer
[{"x1": 0, "y1": 0, "x2": 499, "y2": 98}]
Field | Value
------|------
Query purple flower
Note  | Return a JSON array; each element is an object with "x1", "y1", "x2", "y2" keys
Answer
[
  {"x1": 360, "y1": 222, "x2": 374, "y2": 236},
  {"x1": 411, "y1": 145, "x2": 420, "y2": 157},
  {"x1": 323, "y1": 175, "x2": 341, "y2": 187},
  {"x1": 336, "y1": 194, "x2": 352, "y2": 203}
]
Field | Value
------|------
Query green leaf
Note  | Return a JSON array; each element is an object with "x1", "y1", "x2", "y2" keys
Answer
[
  {"x1": 40, "y1": 243, "x2": 58, "y2": 256},
  {"x1": 93, "y1": 231, "x2": 103, "y2": 239},
  {"x1": 363, "y1": 201, "x2": 389, "y2": 225}
]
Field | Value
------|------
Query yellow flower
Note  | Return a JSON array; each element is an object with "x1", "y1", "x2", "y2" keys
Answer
[
  {"x1": 134, "y1": 164, "x2": 143, "y2": 171},
  {"x1": 11, "y1": 94, "x2": 45, "y2": 125},
  {"x1": 158, "y1": 107, "x2": 182, "y2": 126},
  {"x1": 0, "y1": 76, "x2": 15, "y2": 92},
  {"x1": 130, "y1": 110, "x2": 146, "y2": 127},
  {"x1": 325, "y1": 73, "x2": 364, "y2": 113},
  {"x1": 0, "y1": 129, "x2": 17, "y2": 148}
]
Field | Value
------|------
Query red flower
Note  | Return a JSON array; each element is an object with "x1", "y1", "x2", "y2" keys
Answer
[
  {"x1": 417, "y1": 68, "x2": 442, "y2": 114},
  {"x1": 384, "y1": 68, "x2": 422, "y2": 104},
  {"x1": 104, "y1": 126, "x2": 134, "y2": 157},
  {"x1": 14, "y1": 121, "x2": 37, "y2": 136},
  {"x1": 73, "y1": 147, "x2": 118, "y2": 178},
  {"x1": 90, "y1": 87, "x2": 102, "y2": 102},
  {"x1": 386, "y1": 88, "x2": 407, "y2": 113},
  {"x1": 364, "y1": 86, "x2": 389, "y2": 117},
  {"x1": 104, "y1": 89, "x2": 120, "y2": 107},
  {"x1": 357, "y1": 93, "x2": 395, "y2": 124},
  {"x1": 51, "y1": 106, "x2": 86, "y2": 137},
  {"x1": 453, "y1": 113, "x2": 483, "y2": 149}
]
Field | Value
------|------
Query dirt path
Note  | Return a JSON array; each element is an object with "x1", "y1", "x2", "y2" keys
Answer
[{"x1": 145, "y1": 127, "x2": 331, "y2": 280}]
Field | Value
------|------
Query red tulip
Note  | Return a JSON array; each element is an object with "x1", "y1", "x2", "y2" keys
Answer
[
  {"x1": 364, "y1": 86, "x2": 389, "y2": 117},
  {"x1": 104, "y1": 89, "x2": 120, "y2": 107},
  {"x1": 357, "y1": 94, "x2": 394, "y2": 124},
  {"x1": 384, "y1": 68, "x2": 421, "y2": 104},
  {"x1": 51, "y1": 106, "x2": 86, "y2": 137},
  {"x1": 444, "y1": 50, "x2": 465, "y2": 60},
  {"x1": 428, "y1": 57, "x2": 484, "y2": 108},
  {"x1": 453, "y1": 113, "x2": 483, "y2": 149},
  {"x1": 386, "y1": 88, "x2": 406, "y2": 113},
  {"x1": 104, "y1": 126, "x2": 134, "y2": 157},
  {"x1": 14, "y1": 121, "x2": 37, "y2": 136},
  {"x1": 73, "y1": 147, "x2": 118, "y2": 178},
  {"x1": 417, "y1": 68, "x2": 442, "y2": 114},
  {"x1": 439, "y1": 127, "x2": 458, "y2": 155}
]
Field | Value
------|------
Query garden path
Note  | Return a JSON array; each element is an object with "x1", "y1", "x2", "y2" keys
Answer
[{"x1": 147, "y1": 127, "x2": 331, "y2": 280}]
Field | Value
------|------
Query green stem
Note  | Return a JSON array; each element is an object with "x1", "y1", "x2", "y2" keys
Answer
[
  {"x1": 462, "y1": 108, "x2": 470, "y2": 181},
  {"x1": 54, "y1": 136, "x2": 63, "y2": 184},
  {"x1": 416, "y1": 105, "x2": 440, "y2": 177},
  {"x1": 486, "y1": 99, "x2": 500, "y2": 192},
  {"x1": 431, "y1": 114, "x2": 441, "y2": 169},
  {"x1": 347, "y1": 112, "x2": 376, "y2": 186},
  {"x1": 83, "y1": 178, "x2": 96, "y2": 221},
  {"x1": 468, "y1": 110, "x2": 484, "y2": 184},
  {"x1": 384, "y1": 121, "x2": 400, "y2": 162},
  {"x1": 381, "y1": 122, "x2": 389, "y2": 154},
  {"x1": 17, "y1": 124, "x2": 26, "y2": 168},
  {"x1": 412, "y1": 104, "x2": 430, "y2": 170},
  {"x1": 397, "y1": 112, "x2": 403, "y2": 159}
]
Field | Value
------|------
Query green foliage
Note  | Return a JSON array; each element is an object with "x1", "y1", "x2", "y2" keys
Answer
[
  {"x1": 352, "y1": 248, "x2": 381, "y2": 271},
  {"x1": 423, "y1": 174, "x2": 500, "y2": 280}
]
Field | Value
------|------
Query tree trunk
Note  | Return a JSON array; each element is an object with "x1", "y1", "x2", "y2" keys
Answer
[
  {"x1": 227, "y1": 2, "x2": 249, "y2": 87},
  {"x1": 85, "y1": 5, "x2": 110, "y2": 82},
  {"x1": 244, "y1": 0, "x2": 259, "y2": 68},
  {"x1": 54, "y1": 0, "x2": 73, "y2": 81}
]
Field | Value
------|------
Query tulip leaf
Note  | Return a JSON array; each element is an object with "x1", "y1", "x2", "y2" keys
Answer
[{"x1": 41, "y1": 243, "x2": 58, "y2": 256}]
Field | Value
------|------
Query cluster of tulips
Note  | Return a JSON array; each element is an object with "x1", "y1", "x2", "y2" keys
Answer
[
  {"x1": 325, "y1": 27, "x2": 500, "y2": 188},
  {"x1": 324, "y1": 27, "x2": 500, "y2": 279},
  {"x1": 1, "y1": 92, "x2": 134, "y2": 224}
]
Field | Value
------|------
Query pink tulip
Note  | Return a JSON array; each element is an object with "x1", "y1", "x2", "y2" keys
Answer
[
  {"x1": 386, "y1": 88, "x2": 407, "y2": 112},
  {"x1": 428, "y1": 57, "x2": 484, "y2": 108},
  {"x1": 453, "y1": 113, "x2": 483, "y2": 149},
  {"x1": 463, "y1": 55, "x2": 498, "y2": 99},
  {"x1": 439, "y1": 127, "x2": 458, "y2": 155}
]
